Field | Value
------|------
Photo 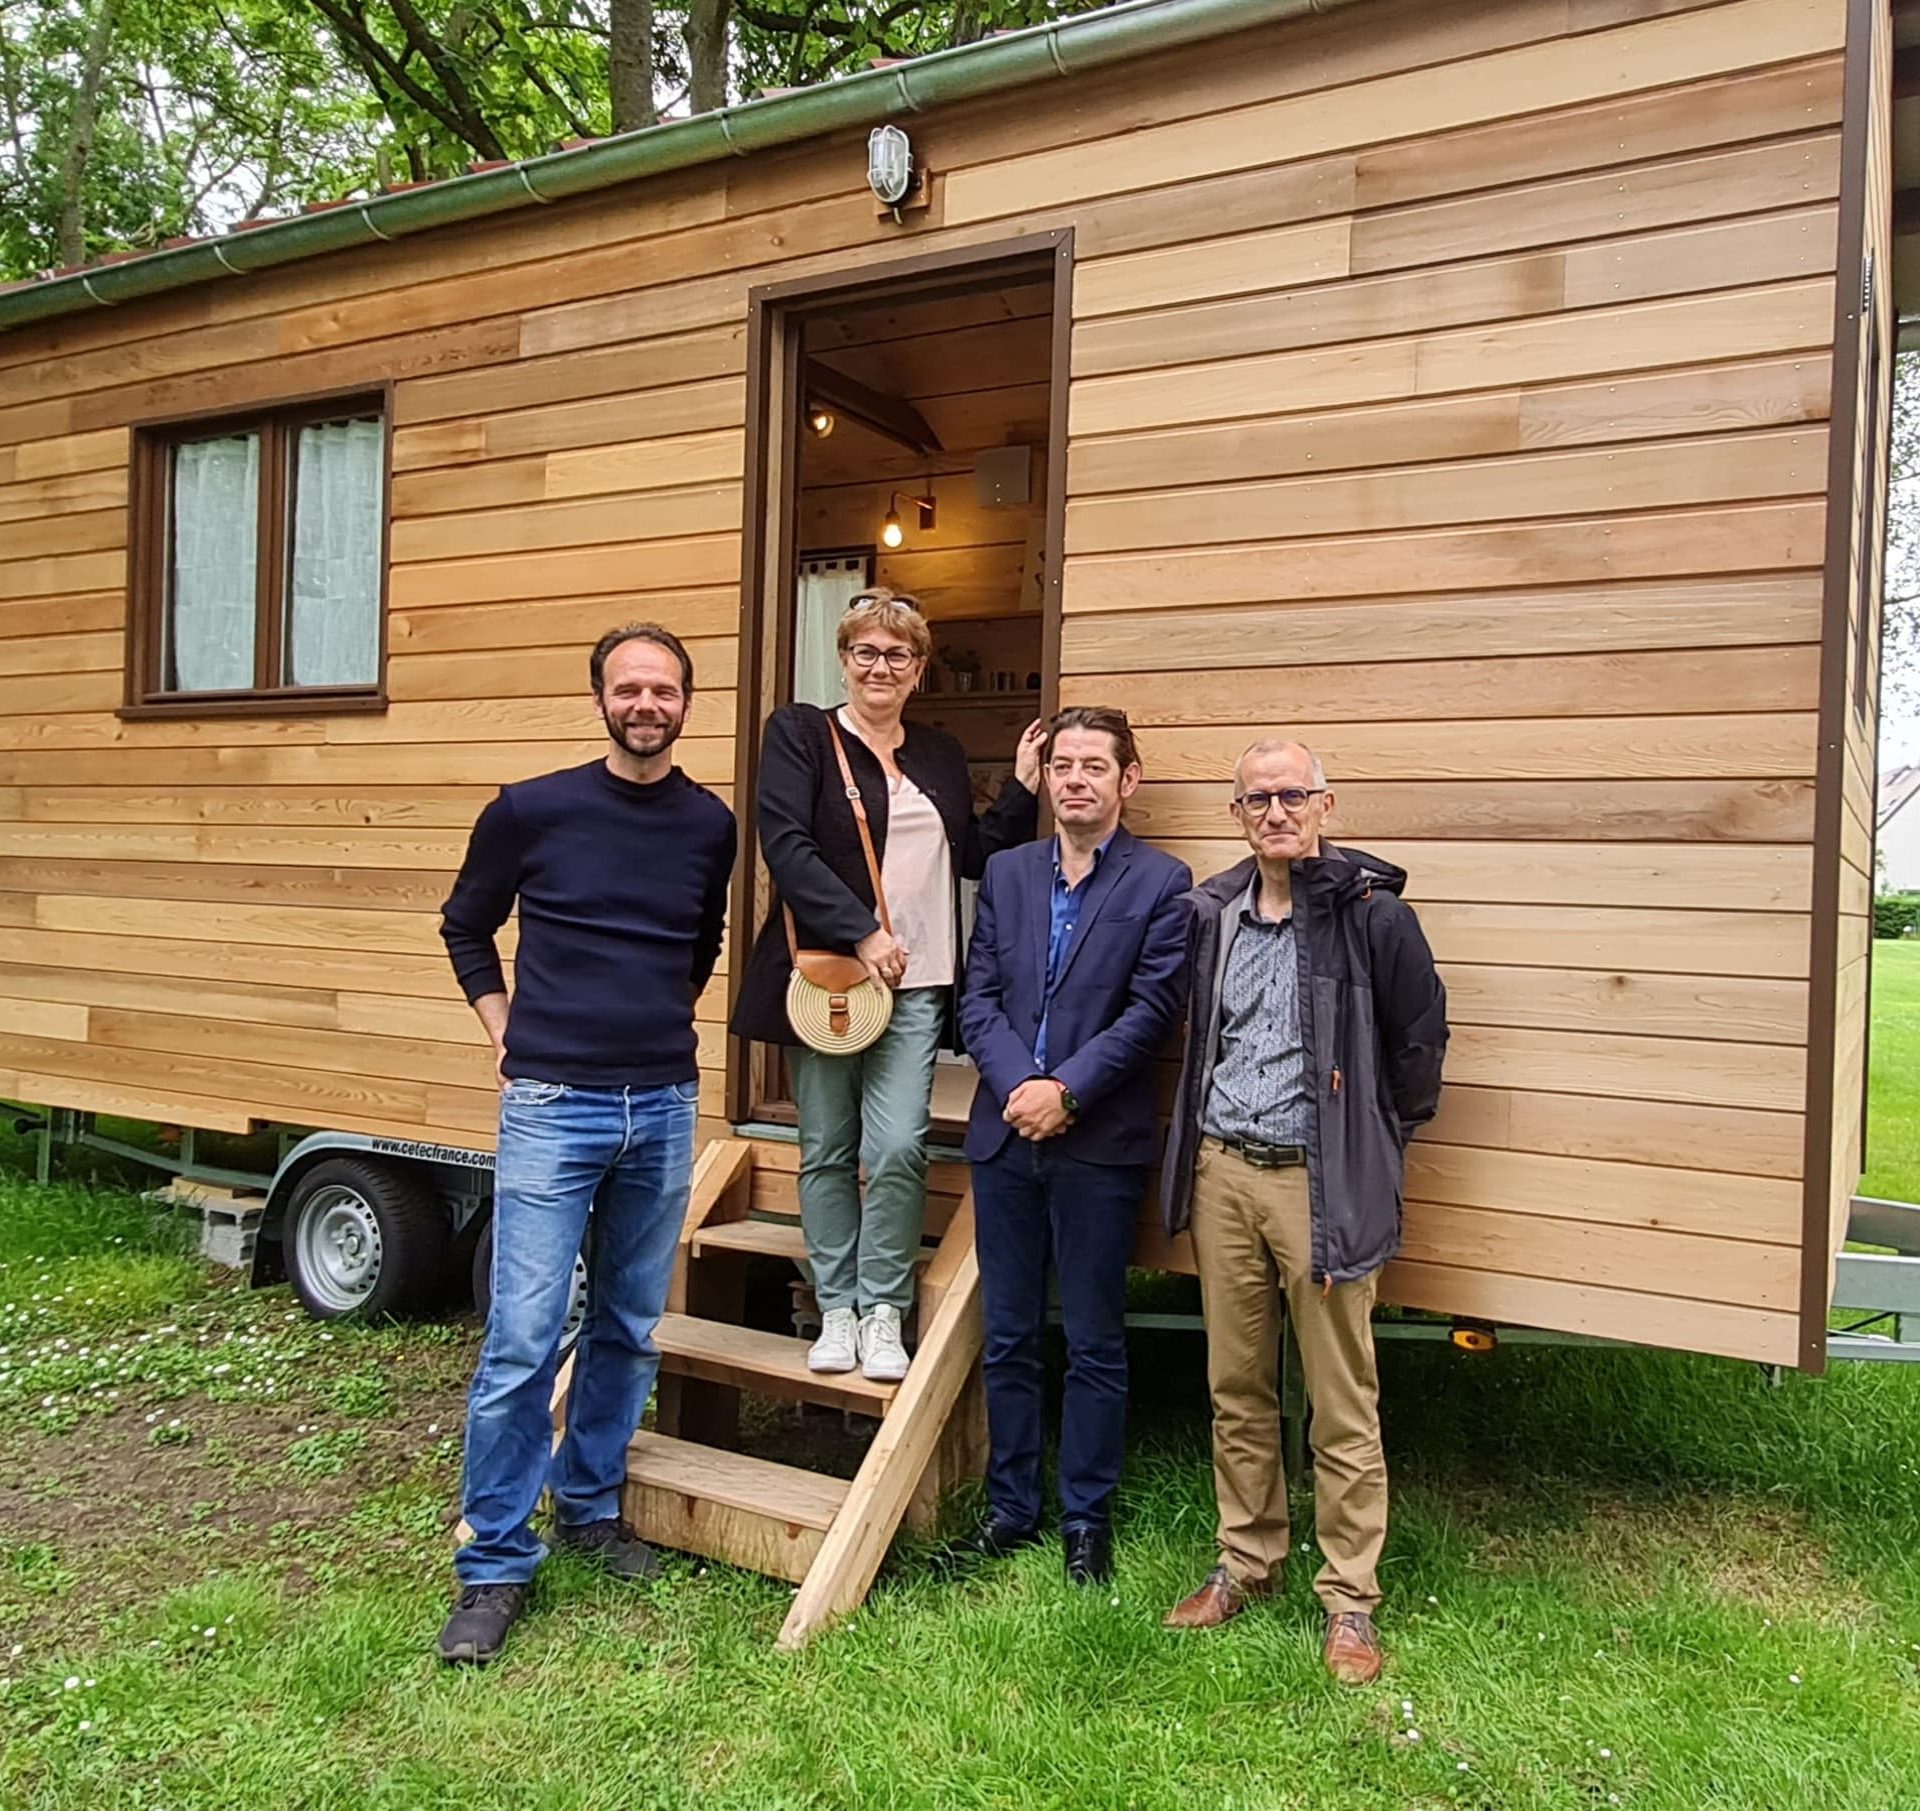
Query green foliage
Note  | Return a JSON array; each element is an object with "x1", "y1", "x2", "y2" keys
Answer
[
  {"x1": 0, "y1": 0, "x2": 1117, "y2": 281},
  {"x1": 1874, "y1": 892, "x2": 1920, "y2": 939}
]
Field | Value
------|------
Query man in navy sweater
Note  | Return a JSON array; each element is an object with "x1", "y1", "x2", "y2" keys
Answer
[
  {"x1": 435, "y1": 623, "x2": 736, "y2": 1665},
  {"x1": 956, "y1": 707, "x2": 1191, "y2": 1585}
]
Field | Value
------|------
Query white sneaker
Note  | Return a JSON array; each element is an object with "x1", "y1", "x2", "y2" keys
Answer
[
  {"x1": 808, "y1": 1307, "x2": 859, "y2": 1374},
  {"x1": 857, "y1": 1305, "x2": 910, "y2": 1383}
]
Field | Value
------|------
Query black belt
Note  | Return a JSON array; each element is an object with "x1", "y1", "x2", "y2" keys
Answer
[{"x1": 1208, "y1": 1135, "x2": 1306, "y2": 1171}]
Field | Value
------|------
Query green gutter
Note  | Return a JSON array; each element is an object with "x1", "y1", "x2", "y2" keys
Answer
[{"x1": 0, "y1": 0, "x2": 1360, "y2": 337}]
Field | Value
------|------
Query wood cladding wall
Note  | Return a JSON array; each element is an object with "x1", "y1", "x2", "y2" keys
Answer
[{"x1": 0, "y1": 0, "x2": 1863, "y2": 1366}]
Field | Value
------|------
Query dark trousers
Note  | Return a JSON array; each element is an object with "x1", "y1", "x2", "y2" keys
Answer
[{"x1": 970, "y1": 1138, "x2": 1144, "y2": 1534}]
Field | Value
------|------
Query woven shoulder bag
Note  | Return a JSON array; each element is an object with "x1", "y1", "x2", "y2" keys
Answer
[{"x1": 784, "y1": 716, "x2": 896, "y2": 1055}]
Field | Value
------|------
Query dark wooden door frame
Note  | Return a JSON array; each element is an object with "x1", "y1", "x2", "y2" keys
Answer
[{"x1": 725, "y1": 227, "x2": 1075, "y2": 1125}]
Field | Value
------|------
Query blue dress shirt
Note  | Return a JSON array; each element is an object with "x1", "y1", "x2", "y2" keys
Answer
[{"x1": 1033, "y1": 832, "x2": 1113, "y2": 1073}]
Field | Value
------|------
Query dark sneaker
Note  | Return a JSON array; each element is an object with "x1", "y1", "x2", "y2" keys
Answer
[
  {"x1": 552, "y1": 1518, "x2": 662, "y2": 1580},
  {"x1": 438, "y1": 1583, "x2": 527, "y2": 1665}
]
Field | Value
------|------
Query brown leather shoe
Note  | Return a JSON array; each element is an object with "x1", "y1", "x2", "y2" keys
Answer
[
  {"x1": 1162, "y1": 1564, "x2": 1274, "y2": 1630},
  {"x1": 1323, "y1": 1610, "x2": 1383, "y2": 1684}
]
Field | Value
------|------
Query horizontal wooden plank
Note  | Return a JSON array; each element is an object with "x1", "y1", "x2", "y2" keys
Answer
[
  {"x1": 1129, "y1": 777, "x2": 1812, "y2": 844},
  {"x1": 388, "y1": 537, "x2": 741, "y2": 611},
  {"x1": 1437, "y1": 962, "x2": 1808, "y2": 1045},
  {"x1": 0, "y1": 924, "x2": 467, "y2": 1000},
  {"x1": 390, "y1": 482, "x2": 742, "y2": 565},
  {"x1": 1406, "y1": 1141, "x2": 1800, "y2": 1244},
  {"x1": 1443, "y1": 1020, "x2": 1805, "y2": 1109},
  {"x1": 0, "y1": 959, "x2": 337, "y2": 1030},
  {"x1": 390, "y1": 590, "x2": 741, "y2": 659},
  {"x1": 0, "y1": 466, "x2": 126, "y2": 524},
  {"x1": 391, "y1": 376, "x2": 743, "y2": 472},
  {"x1": 1416, "y1": 901, "x2": 1808, "y2": 980},
  {"x1": 1423, "y1": 1084, "x2": 1802, "y2": 1179},
  {"x1": 1074, "y1": 197, "x2": 1834, "y2": 379},
  {"x1": 7, "y1": 787, "x2": 497, "y2": 829},
  {"x1": 1132, "y1": 713, "x2": 1816, "y2": 782},
  {"x1": 1401, "y1": 1197, "x2": 1798, "y2": 1310},
  {"x1": 1062, "y1": 575, "x2": 1821, "y2": 672},
  {"x1": 0, "y1": 854, "x2": 448, "y2": 910},
  {"x1": 949, "y1": 0, "x2": 1840, "y2": 224},
  {"x1": 0, "y1": 549, "x2": 124, "y2": 602},
  {"x1": 0, "y1": 1063, "x2": 257, "y2": 1135},
  {"x1": 1066, "y1": 355, "x2": 1830, "y2": 493},
  {"x1": 28, "y1": 893, "x2": 450, "y2": 957},
  {"x1": 0, "y1": 429, "x2": 128, "y2": 485},
  {"x1": 0, "y1": 592, "x2": 123, "y2": 643},
  {"x1": 1066, "y1": 429, "x2": 1825, "y2": 554},
  {"x1": 1069, "y1": 279, "x2": 1833, "y2": 437},
  {"x1": 1378, "y1": 1255, "x2": 1797, "y2": 1365},
  {"x1": 389, "y1": 648, "x2": 738, "y2": 709},
  {"x1": 1075, "y1": 217, "x2": 1353, "y2": 318},
  {"x1": 1064, "y1": 645, "x2": 1817, "y2": 727},
  {"x1": 1063, "y1": 502, "x2": 1824, "y2": 615}
]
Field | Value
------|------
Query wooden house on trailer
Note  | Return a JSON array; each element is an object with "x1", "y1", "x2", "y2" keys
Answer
[{"x1": 0, "y1": 0, "x2": 1906, "y2": 1638}]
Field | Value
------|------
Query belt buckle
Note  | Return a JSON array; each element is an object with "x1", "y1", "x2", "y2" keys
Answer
[{"x1": 1239, "y1": 1139, "x2": 1301, "y2": 1170}]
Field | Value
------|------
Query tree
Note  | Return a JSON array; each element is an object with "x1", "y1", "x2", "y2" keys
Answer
[
  {"x1": 0, "y1": 0, "x2": 1114, "y2": 281},
  {"x1": 1882, "y1": 351, "x2": 1920, "y2": 729}
]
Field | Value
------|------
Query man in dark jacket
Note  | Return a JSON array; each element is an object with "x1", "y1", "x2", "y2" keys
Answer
[
  {"x1": 1161, "y1": 739, "x2": 1446, "y2": 1686},
  {"x1": 956, "y1": 707, "x2": 1191, "y2": 1585}
]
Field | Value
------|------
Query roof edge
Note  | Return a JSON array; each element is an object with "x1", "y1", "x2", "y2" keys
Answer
[{"x1": 0, "y1": 0, "x2": 1362, "y2": 339}]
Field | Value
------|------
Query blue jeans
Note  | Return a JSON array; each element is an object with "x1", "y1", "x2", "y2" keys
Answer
[
  {"x1": 789, "y1": 986, "x2": 943, "y2": 1316},
  {"x1": 456, "y1": 1077, "x2": 698, "y2": 1585},
  {"x1": 971, "y1": 1138, "x2": 1144, "y2": 1534}
]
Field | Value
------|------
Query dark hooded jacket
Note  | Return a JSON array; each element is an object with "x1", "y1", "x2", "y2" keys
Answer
[{"x1": 1160, "y1": 842, "x2": 1448, "y2": 1285}]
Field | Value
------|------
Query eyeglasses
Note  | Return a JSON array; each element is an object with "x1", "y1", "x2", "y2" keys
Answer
[
  {"x1": 847, "y1": 643, "x2": 917, "y2": 672},
  {"x1": 1232, "y1": 787, "x2": 1325, "y2": 818}
]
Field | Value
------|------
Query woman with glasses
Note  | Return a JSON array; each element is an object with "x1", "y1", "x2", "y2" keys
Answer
[{"x1": 732, "y1": 589, "x2": 1045, "y2": 1381}]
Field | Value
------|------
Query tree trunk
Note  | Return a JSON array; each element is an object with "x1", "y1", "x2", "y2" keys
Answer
[
  {"x1": 685, "y1": 0, "x2": 733, "y2": 115},
  {"x1": 610, "y1": 0, "x2": 658, "y2": 133},
  {"x1": 54, "y1": 0, "x2": 123, "y2": 270}
]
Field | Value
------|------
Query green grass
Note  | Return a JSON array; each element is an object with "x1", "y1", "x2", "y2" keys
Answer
[
  {"x1": 6, "y1": 968, "x2": 1920, "y2": 1810},
  {"x1": 1864, "y1": 940, "x2": 1920, "y2": 1202}
]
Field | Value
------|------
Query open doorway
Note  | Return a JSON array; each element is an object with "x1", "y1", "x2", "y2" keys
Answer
[{"x1": 729, "y1": 232, "x2": 1071, "y2": 1133}]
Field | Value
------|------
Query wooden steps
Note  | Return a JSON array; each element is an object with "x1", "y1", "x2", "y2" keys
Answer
[
  {"x1": 653, "y1": 1311, "x2": 898, "y2": 1418},
  {"x1": 614, "y1": 1137, "x2": 987, "y2": 1647},
  {"x1": 625, "y1": 1431, "x2": 848, "y2": 1584},
  {"x1": 689, "y1": 1216, "x2": 934, "y2": 1268}
]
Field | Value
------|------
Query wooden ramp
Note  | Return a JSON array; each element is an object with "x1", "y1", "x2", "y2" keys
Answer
[{"x1": 628, "y1": 1137, "x2": 984, "y2": 1649}]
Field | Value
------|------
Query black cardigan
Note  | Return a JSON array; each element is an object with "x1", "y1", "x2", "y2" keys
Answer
[{"x1": 730, "y1": 701, "x2": 1040, "y2": 1047}]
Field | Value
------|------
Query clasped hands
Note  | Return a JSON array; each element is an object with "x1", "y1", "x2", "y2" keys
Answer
[{"x1": 1004, "y1": 1077, "x2": 1072, "y2": 1141}]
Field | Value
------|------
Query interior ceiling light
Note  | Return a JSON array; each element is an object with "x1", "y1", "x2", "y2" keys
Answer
[
  {"x1": 805, "y1": 404, "x2": 835, "y2": 438},
  {"x1": 882, "y1": 489, "x2": 935, "y2": 550}
]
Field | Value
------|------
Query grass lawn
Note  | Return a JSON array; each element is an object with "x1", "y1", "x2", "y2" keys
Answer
[{"x1": 5, "y1": 963, "x2": 1920, "y2": 1810}]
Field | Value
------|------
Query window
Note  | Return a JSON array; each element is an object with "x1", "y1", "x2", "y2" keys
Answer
[{"x1": 128, "y1": 395, "x2": 389, "y2": 713}]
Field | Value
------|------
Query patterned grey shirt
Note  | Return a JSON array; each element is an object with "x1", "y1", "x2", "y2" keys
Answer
[{"x1": 1202, "y1": 880, "x2": 1309, "y2": 1147}]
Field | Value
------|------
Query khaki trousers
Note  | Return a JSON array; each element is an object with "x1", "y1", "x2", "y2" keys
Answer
[{"x1": 1189, "y1": 1140, "x2": 1387, "y2": 1614}]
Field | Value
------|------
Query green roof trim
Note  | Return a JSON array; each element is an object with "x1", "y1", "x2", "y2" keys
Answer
[{"x1": 0, "y1": 0, "x2": 1357, "y2": 337}]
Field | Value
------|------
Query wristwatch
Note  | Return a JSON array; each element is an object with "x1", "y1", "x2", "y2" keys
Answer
[{"x1": 1051, "y1": 1079, "x2": 1081, "y2": 1118}]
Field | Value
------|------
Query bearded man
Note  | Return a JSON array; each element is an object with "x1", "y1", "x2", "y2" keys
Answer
[{"x1": 435, "y1": 622, "x2": 737, "y2": 1664}]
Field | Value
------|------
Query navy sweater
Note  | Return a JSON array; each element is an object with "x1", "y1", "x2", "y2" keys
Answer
[{"x1": 439, "y1": 760, "x2": 737, "y2": 1089}]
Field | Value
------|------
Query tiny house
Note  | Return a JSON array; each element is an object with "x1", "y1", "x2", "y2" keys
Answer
[{"x1": 0, "y1": 0, "x2": 1901, "y2": 1401}]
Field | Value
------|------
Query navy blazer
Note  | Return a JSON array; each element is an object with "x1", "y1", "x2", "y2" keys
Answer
[{"x1": 958, "y1": 825, "x2": 1192, "y2": 1166}]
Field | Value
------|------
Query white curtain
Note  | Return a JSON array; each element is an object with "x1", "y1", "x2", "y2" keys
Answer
[
  {"x1": 288, "y1": 417, "x2": 383, "y2": 687},
  {"x1": 169, "y1": 435, "x2": 259, "y2": 692},
  {"x1": 792, "y1": 553, "x2": 869, "y2": 707}
]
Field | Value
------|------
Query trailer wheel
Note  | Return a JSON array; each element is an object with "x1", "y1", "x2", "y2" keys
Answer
[
  {"x1": 471, "y1": 1217, "x2": 590, "y2": 1353},
  {"x1": 284, "y1": 1157, "x2": 449, "y2": 1320}
]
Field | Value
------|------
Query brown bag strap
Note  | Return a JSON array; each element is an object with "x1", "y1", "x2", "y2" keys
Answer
[{"x1": 784, "y1": 712, "x2": 892, "y2": 956}]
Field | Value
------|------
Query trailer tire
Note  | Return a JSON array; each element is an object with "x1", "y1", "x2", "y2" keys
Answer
[
  {"x1": 284, "y1": 1157, "x2": 449, "y2": 1321},
  {"x1": 471, "y1": 1217, "x2": 590, "y2": 1354}
]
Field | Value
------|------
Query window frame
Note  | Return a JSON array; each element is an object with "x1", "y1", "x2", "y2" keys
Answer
[{"x1": 124, "y1": 385, "x2": 393, "y2": 718}]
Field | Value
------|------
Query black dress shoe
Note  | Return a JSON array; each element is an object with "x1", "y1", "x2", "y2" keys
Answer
[
  {"x1": 1063, "y1": 1525, "x2": 1113, "y2": 1586},
  {"x1": 933, "y1": 1516, "x2": 1042, "y2": 1570}
]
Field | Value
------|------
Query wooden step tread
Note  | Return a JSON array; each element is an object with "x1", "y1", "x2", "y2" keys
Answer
[
  {"x1": 691, "y1": 1219, "x2": 935, "y2": 1266},
  {"x1": 626, "y1": 1431, "x2": 848, "y2": 1532},
  {"x1": 653, "y1": 1312, "x2": 898, "y2": 1415}
]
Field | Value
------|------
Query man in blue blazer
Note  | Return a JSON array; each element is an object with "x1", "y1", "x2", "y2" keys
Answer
[{"x1": 956, "y1": 706, "x2": 1192, "y2": 1585}]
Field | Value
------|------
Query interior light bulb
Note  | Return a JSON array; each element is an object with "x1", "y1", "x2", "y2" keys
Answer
[
  {"x1": 880, "y1": 511, "x2": 905, "y2": 550},
  {"x1": 807, "y1": 407, "x2": 835, "y2": 438}
]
